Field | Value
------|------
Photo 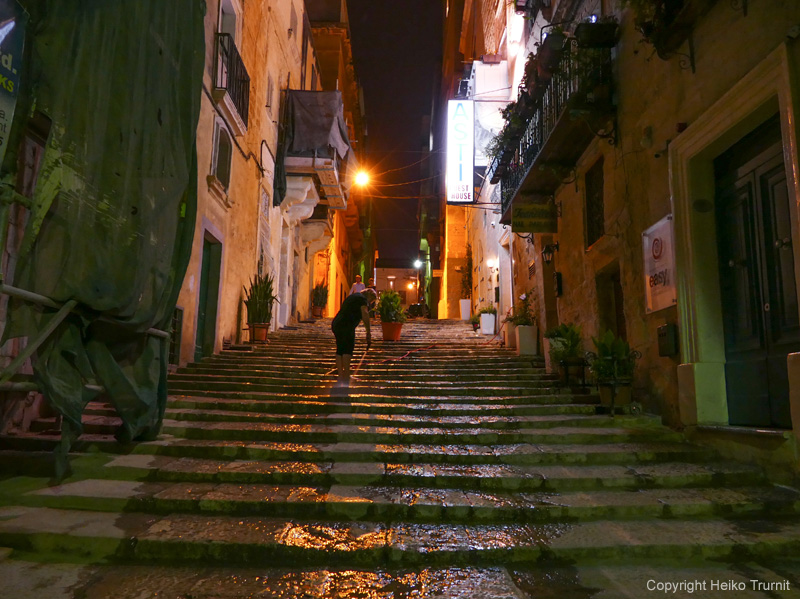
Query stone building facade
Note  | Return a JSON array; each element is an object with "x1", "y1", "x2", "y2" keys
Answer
[
  {"x1": 175, "y1": 0, "x2": 367, "y2": 364},
  {"x1": 438, "y1": 0, "x2": 800, "y2": 481}
]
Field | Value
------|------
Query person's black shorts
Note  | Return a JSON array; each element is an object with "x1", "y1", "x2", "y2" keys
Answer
[{"x1": 332, "y1": 323, "x2": 356, "y2": 355}]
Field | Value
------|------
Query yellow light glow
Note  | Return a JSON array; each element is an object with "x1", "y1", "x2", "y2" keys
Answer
[
  {"x1": 355, "y1": 171, "x2": 369, "y2": 186},
  {"x1": 407, "y1": 283, "x2": 415, "y2": 290}
]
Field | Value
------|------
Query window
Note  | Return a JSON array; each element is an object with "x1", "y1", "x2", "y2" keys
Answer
[
  {"x1": 584, "y1": 157, "x2": 604, "y2": 248},
  {"x1": 212, "y1": 119, "x2": 233, "y2": 190},
  {"x1": 219, "y1": 0, "x2": 238, "y2": 39}
]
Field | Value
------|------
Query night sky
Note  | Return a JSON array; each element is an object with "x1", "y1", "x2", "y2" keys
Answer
[{"x1": 347, "y1": 0, "x2": 443, "y2": 262}]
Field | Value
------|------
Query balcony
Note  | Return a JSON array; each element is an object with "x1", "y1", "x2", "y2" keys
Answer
[
  {"x1": 213, "y1": 33, "x2": 250, "y2": 136},
  {"x1": 302, "y1": 204, "x2": 335, "y2": 255},
  {"x1": 491, "y1": 41, "x2": 614, "y2": 223},
  {"x1": 282, "y1": 90, "x2": 354, "y2": 210},
  {"x1": 306, "y1": 203, "x2": 335, "y2": 235}
]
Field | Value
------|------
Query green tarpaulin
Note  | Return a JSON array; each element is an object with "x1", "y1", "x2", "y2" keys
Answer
[{"x1": 1, "y1": 0, "x2": 205, "y2": 472}]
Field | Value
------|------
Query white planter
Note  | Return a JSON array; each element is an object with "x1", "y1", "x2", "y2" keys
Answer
[
  {"x1": 459, "y1": 299, "x2": 471, "y2": 321},
  {"x1": 480, "y1": 313, "x2": 496, "y2": 335},
  {"x1": 505, "y1": 322, "x2": 517, "y2": 349},
  {"x1": 516, "y1": 325, "x2": 538, "y2": 356}
]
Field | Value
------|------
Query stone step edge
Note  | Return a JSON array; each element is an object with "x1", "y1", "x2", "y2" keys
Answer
[
  {"x1": 1, "y1": 506, "x2": 799, "y2": 566},
  {"x1": 21, "y1": 480, "x2": 797, "y2": 524},
  {"x1": 0, "y1": 436, "x2": 718, "y2": 466}
]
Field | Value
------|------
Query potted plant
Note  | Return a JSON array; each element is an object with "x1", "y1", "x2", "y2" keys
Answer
[
  {"x1": 544, "y1": 323, "x2": 585, "y2": 385},
  {"x1": 586, "y1": 330, "x2": 640, "y2": 407},
  {"x1": 536, "y1": 27, "x2": 566, "y2": 77},
  {"x1": 574, "y1": 17, "x2": 620, "y2": 48},
  {"x1": 469, "y1": 313, "x2": 480, "y2": 332},
  {"x1": 478, "y1": 305, "x2": 497, "y2": 335},
  {"x1": 460, "y1": 244, "x2": 473, "y2": 320},
  {"x1": 311, "y1": 283, "x2": 328, "y2": 318},
  {"x1": 510, "y1": 292, "x2": 538, "y2": 356},
  {"x1": 243, "y1": 272, "x2": 279, "y2": 343},
  {"x1": 377, "y1": 290, "x2": 407, "y2": 341}
]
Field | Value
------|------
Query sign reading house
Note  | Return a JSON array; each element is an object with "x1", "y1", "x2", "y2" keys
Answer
[
  {"x1": 446, "y1": 99, "x2": 474, "y2": 204},
  {"x1": 642, "y1": 214, "x2": 677, "y2": 313}
]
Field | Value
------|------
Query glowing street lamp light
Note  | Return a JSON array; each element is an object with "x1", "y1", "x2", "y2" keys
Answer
[
  {"x1": 354, "y1": 170, "x2": 369, "y2": 187},
  {"x1": 413, "y1": 260, "x2": 423, "y2": 268}
]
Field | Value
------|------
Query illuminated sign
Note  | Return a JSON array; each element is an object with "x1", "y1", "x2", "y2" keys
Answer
[
  {"x1": 642, "y1": 214, "x2": 677, "y2": 313},
  {"x1": 446, "y1": 99, "x2": 474, "y2": 204}
]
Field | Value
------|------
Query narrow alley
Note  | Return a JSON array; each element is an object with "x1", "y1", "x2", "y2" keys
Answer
[{"x1": 1, "y1": 320, "x2": 799, "y2": 597}]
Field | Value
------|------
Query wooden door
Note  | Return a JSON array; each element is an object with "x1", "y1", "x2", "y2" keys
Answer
[{"x1": 715, "y1": 116, "x2": 799, "y2": 428}]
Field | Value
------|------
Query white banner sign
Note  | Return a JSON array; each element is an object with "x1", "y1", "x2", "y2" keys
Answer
[
  {"x1": 642, "y1": 214, "x2": 677, "y2": 313},
  {"x1": 446, "y1": 99, "x2": 474, "y2": 203}
]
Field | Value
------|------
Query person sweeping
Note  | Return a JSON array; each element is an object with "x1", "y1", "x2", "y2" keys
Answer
[{"x1": 331, "y1": 287, "x2": 377, "y2": 389}]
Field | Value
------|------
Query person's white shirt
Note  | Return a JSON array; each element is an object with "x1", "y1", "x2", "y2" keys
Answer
[{"x1": 349, "y1": 280, "x2": 366, "y2": 295}]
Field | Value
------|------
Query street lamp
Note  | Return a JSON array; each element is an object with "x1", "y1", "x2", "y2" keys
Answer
[
  {"x1": 354, "y1": 170, "x2": 369, "y2": 187},
  {"x1": 542, "y1": 242, "x2": 559, "y2": 265},
  {"x1": 413, "y1": 259, "x2": 423, "y2": 304}
]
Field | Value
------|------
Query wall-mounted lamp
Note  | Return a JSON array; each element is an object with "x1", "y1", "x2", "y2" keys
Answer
[
  {"x1": 541, "y1": 242, "x2": 559, "y2": 265},
  {"x1": 486, "y1": 258, "x2": 498, "y2": 271}
]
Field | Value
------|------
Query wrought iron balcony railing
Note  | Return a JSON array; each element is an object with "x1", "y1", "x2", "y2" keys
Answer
[
  {"x1": 497, "y1": 41, "x2": 613, "y2": 218},
  {"x1": 214, "y1": 33, "x2": 250, "y2": 129}
]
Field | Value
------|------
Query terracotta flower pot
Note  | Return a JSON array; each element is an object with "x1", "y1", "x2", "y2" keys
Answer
[
  {"x1": 249, "y1": 323, "x2": 269, "y2": 343},
  {"x1": 381, "y1": 321, "x2": 403, "y2": 341}
]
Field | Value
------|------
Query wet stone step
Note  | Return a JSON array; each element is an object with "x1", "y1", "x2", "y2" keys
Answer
[
  {"x1": 166, "y1": 396, "x2": 598, "y2": 416},
  {"x1": 177, "y1": 366, "x2": 554, "y2": 382},
  {"x1": 157, "y1": 419, "x2": 684, "y2": 446},
  {"x1": 23, "y1": 478, "x2": 800, "y2": 523},
  {"x1": 2, "y1": 505, "x2": 800, "y2": 567},
  {"x1": 162, "y1": 408, "x2": 646, "y2": 430},
  {"x1": 167, "y1": 391, "x2": 594, "y2": 405},
  {"x1": 104, "y1": 454, "x2": 767, "y2": 492},
  {"x1": 166, "y1": 383, "x2": 575, "y2": 398},
  {"x1": 125, "y1": 439, "x2": 717, "y2": 467},
  {"x1": 7, "y1": 560, "x2": 800, "y2": 599},
  {"x1": 168, "y1": 373, "x2": 558, "y2": 389}
]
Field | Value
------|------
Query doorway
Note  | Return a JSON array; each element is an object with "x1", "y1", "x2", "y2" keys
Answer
[
  {"x1": 194, "y1": 236, "x2": 222, "y2": 361},
  {"x1": 714, "y1": 116, "x2": 799, "y2": 428}
]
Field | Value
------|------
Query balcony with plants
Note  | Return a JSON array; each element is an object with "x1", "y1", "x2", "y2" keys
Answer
[
  {"x1": 213, "y1": 33, "x2": 250, "y2": 136},
  {"x1": 485, "y1": 25, "x2": 617, "y2": 222}
]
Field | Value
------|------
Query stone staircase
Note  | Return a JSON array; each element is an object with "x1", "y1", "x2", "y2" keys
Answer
[{"x1": 1, "y1": 319, "x2": 800, "y2": 597}]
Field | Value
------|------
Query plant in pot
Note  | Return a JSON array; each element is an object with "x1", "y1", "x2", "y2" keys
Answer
[
  {"x1": 377, "y1": 290, "x2": 407, "y2": 341},
  {"x1": 311, "y1": 283, "x2": 328, "y2": 318},
  {"x1": 478, "y1": 305, "x2": 497, "y2": 335},
  {"x1": 574, "y1": 16, "x2": 620, "y2": 48},
  {"x1": 469, "y1": 313, "x2": 480, "y2": 332},
  {"x1": 509, "y1": 291, "x2": 538, "y2": 356},
  {"x1": 544, "y1": 323, "x2": 584, "y2": 385},
  {"x1": 587, "y1": 330, "x2": 640, "y2": 408},
  {"x1": 243, "y1": 272, "x2": 279, "y2": 343},
  {"x1": 460, "y1": 244, "x2": 473, "y2": 321},
  {"x1": 536, "y1": 27, "x2": 566, "y2": 77}
]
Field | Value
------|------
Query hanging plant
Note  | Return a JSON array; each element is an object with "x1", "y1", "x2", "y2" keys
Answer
[
  {"x1": 536, "y1": 28, "x2": 566, "y2": 77},
  {"x1": 574, "y1": 17, "x2": 620, "y2": 48}
]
